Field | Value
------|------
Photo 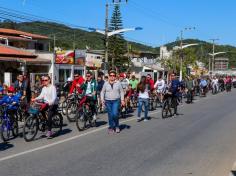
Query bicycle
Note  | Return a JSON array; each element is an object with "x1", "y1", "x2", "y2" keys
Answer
[
  {"x1": 23, "y1": 101, "x2": 63, "y2": 142},
  {"x1": 65, "y1": 94, "x2": 82, "y2": 122},
  {"x1": 0, "y1": 104, "x2": 18, "y2": 142},
  {"x1": 211, "y1": 84, "x2": 218, "y2": 95},
  {"x1": 75, "y1": 97, "x2": 96, "y2": 131},
  {"x1": 161, "y1": 92, "x2": 178, "y2": 119}
]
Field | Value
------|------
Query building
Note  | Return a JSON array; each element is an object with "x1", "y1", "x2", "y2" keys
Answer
[
  {"x1": 130, "y1": 51, "x2": 167, "y2": 81},
  {"x1": 0, "y1": 28, "x2": 51, "y2": 85},
  {"x1": 160, "y1": 46, "x2": 173, "y2": 59},
  {"x1": 214, "y1": 57, "x2": 229, "y2": 71}
]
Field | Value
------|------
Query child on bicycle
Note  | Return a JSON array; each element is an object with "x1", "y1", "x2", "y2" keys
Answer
[{"x1": 0, "y1": 86, "x2": 21, "y2": 120}]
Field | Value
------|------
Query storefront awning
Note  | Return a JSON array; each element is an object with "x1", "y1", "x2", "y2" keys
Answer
[{"x1": 0, "y1": 57, "x2": 51, "y2": 65}]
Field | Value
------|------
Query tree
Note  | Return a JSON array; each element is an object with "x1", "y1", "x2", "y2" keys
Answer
[
  {"x1": 0, "y1": 20, "x2": 17, "y2": 29},
  {"x1": 108, "y1": 4, "x2": 127, "y2": 70}
]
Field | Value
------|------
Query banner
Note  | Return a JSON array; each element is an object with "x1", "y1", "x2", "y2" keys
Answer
[
  {"x1": 85, "y1": 53, "x2": 102, "y2": 68},
  {"x1": 55, "y1": 50, "x2": 74, "y2": 64},
  {"x1": 75, "y1": 50, "x2": 86, "y2": 66}
]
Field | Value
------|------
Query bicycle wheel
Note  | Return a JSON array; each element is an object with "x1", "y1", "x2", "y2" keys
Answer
[
  {"x1": 75, "y1": 109, "x2": 86, "y2": 131},
  {"x1": 171, "y1": 97, "x2": 178, "y2": 115},
  {"x1": 12, "y1": 118, "x2": 18, "y2": 137},
  {"x1": 66, "y1": 101, "x2": 77, "y2": 122},
  {"x1": 23, "y1": 115, "x2": 39, "y2": 142},
  {"x1": 1, "y1": 120, "x2": 10, "y2": 142},
  {"x1": 61, "y1": 100, "x2": 68, "y2": 116},
  {"x1": 161, "y1": 100, "x2": 171, "y2": 119},
  {"x1": 52, "y1": 113, "x2": 63, "y2": 132}
]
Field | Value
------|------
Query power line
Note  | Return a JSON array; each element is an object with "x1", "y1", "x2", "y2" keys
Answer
[{"x1": 0, "y1": 6, "x2": 98, "y2": 30}]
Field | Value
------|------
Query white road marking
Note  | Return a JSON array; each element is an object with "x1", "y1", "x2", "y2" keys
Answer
[
  {"x1": 0, "y1": 110, "x2": 162, "y2": 162},
  {"x1": 0, "y1": 93, "x2": 222, "y2": 162}
]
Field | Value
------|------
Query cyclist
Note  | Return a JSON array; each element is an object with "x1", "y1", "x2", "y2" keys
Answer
[
  {"x1": 120, "y1": 73, "x2": 130, "y2": 112},
  {"x1": 199, "y1": 77, "x2": 208, "y2": 96},
  {"x1": 0, "y1": 86, "x2": 21, "y2": 121},
  {"x1": 69, "y1": 73, "x2": 85, "y2": 95},
  {"x1": 211, "y1": 76, "x2": 219, "y2": 93},
  {"x1": 97, "y1": 75, "x2": 105, "y2": 112},
  {"x1": 14, "y1": 74, "x2": 27, "y2": 100},
  {"x1": 146, "y1": 74, "x2": 155, "y2": 91},
  {"x1": 63, "y1": 77, "x2": 73, "y2": 95},
  {"x1": 169, "y1": 73, "x2": 181, "y2": 116},
  {"x1": 154, "y1": 75, "x2": 166, "y2": 105},
  {"x1": 32, "y1": 75, "x2": 58, "y2": 139},
  {"x1": 79, "y1": 71, "x2": 97, "y2": 121},
  {"x1": 129, "y1": 75, "x2": 139, "y2": 90}
]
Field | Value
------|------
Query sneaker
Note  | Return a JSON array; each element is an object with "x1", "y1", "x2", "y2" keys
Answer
[
  {"x1": 144, "y1": 119, "x2": 148, "y2": 122},
  {"x1": 108, "y1": 128, "x2": 114, "y2": 134},
  {"x1": 115, "y1": 128, "x2": 120, "y2": 133},
  {"x1": 46, "y1": 131, "x2": 53, "y2": 139}
]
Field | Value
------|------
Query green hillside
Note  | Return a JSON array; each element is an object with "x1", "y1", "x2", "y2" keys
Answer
[
  {"x1": 0, "y1": 20, "x2": 155, "y2": 52},
  {"x1": 1, "y1": 20, "x2": 236, "y2": 67}
]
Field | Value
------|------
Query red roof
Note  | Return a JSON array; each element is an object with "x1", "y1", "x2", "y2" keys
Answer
[
  {"x1": 0, "y1": 28, "x2": 48, "y2": 40},
  {"x1": 0, "y1": 57, "x2": 50, "y2": 64},
  {"x1": 0, "y1": 35, "x2": 34, "y2": 41},
  {"x1": 0, "y1": 45, "x2": 36, "y2": 57}
]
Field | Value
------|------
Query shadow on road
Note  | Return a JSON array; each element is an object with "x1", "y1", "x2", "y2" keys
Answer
[
  {"x1": 120, "y1": 124, "x2": 131, "y2": 131},
  {"x1": 54, "y1": 128, "x2": 72, "y2": 137},
  {"x1": 96, "y1": 121, "x2": 107, "y2": 128},
  {"x1": 231, "y1": 171, "x2": 236, "y2": 176},
  {"x1": 0, "y1": 142, "x2": 14, "y2": 151}
]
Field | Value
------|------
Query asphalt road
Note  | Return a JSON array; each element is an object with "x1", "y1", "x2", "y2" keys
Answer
[{"x1": 1, "y1": 90, "x2": 236, "y2": 176}]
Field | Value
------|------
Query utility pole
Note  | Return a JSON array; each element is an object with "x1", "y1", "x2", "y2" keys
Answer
[
  {"x1": 209, "y1": 38, "x2": 219, "y2": 74},
  {"x1": 73, "y1": 30, "x2": 76, "y2": 50},
  {"x1": 179, "y1": 30, "x2": 183, "y2": 81},
  {"x1": 104, "y1": 2, "x2": 109, "y2": 74},
  {"x1": 53, "y1": 34, "x2": 56, "y2": 51}
]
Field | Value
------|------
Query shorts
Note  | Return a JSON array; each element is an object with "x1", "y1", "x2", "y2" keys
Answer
[{"x1": 156, "y1": 89, "x2": 164, "y2": 94}]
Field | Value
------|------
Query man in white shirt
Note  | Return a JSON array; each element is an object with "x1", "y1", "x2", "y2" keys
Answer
[
  {"x1": 154, "y1": 76, "x2": 166, "y2": 103},
  {"x1": 212, "y1": 76, "x2": 219, "y2": 92}
]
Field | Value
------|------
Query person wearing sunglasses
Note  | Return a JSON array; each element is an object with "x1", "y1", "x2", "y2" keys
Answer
[
  {"x1": 69, "y1": 73, "x2": 85, "y2": 96},
  {"x1": 100, "y1": 70, "x2": 125, "y2": 134},
  {"x1": 79, "y1": 71, "x2": 97, "y2": 122},
  {"x1": 32, "y1": 75, "x2": 58, "y2": 138}
]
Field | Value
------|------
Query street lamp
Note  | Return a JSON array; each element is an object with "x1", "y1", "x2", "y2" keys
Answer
[
  {"x1": 175, "y1": 43, "x2": 198, "y2": 81},
  {"x1": 179, "y1": 27, "x2": 196, "y2": 81},
  {"x1": 208, "y1": 51, "x2": 227, "y2": 74},
  {"x1": 89, "y1": 27, "x2": 142, "y2": 73}
]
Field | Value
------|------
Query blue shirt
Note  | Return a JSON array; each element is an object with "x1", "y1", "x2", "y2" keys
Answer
[
  {"x1": 200, "y1": 79, "x2": 207, "y2": 87},
  {"x1": 170, "y1": 79, "x2": 181, "y2": 94},
  {"x1": 0, "y1": 94, "x2": 21, "y2": 110}
]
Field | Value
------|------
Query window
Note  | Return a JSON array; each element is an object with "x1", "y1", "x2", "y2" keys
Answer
[{"x1": 59, "y1": 69, "x2": 71, "y2": 83}]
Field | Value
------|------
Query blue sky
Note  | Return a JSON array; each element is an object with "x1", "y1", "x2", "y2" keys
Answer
[{"x1": 0, "y1": 0, "x2": 236, "y2": 47}]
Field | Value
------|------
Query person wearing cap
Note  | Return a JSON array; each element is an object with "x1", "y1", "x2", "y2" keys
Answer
[
  {"x1": 0, "y1": 86, "x2": 21, "y2": 111},
  {"x1": 146, "y1": 74, "x2": 155, "y2": 91},
  {"x1": 69, "y1": 73, "x2": 85, "y2": 95},
  {"x1": 101, "y1": 70, "x2": 125, "y2": 134},
  {"x1": 63, "y1": 77, "x2": 73, "y2": 95},
  {"x1": 120, "y1": 73, "x2": 129, "y2": 91}
]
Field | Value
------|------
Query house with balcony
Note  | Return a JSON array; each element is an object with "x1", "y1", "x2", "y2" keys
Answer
[{"x1": 0, "y1": 28, "x2": 51, "y2": 85}]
